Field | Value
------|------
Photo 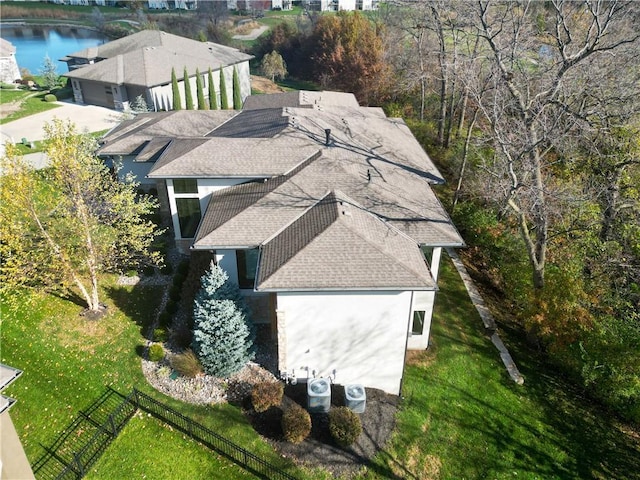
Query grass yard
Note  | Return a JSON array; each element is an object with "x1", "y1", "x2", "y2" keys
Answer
[
  {"x1": 2, "y1": 256, "x2": 639, "y2": 479},
  {"x1": 357, "y1": 256, "x2": 640, "y2": 480},
  {"x1": 86, "y1": 413, "x2": 256, "y2": 480},
  {"x1": 0, "y1": 89, "x2": 61, "y2": 125}
]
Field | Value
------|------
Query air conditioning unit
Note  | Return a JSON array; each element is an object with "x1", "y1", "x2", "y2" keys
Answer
[
  {"x1": 307, "y1": 378, "x2": 331, "y2": 413},
  {"x1": 344, "y1": 384, "x2": 366, "y2": 413}
]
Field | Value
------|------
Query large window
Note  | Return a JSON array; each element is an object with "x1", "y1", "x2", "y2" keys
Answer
[
  {"x1": 175, "y1": 198, "x2": 201, "y2": 238},
  {"x1": 173, "y1": 179, "x2": 198, "y2": 194},
  {"x1": 412, "y1": 310, "x2": 426, "y2": 336},
  {"x1": 236, "y1": 249, "x2": 259, "y2": 289}
]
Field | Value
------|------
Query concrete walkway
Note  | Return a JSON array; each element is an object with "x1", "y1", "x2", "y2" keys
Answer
[
  {"x1": 0, "y1": 100, "x2": 119, "y2": 168},
  {"x1": 446, "y1": 248, "x2": 525, "y2": 385}
]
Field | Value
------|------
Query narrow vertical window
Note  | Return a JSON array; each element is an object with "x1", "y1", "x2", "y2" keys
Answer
[
  {"x1": 236, "y1": 249, "x2": 259, "y2": 289},
  {"x1": 412, "y1": 311, "x2": 426, "y2": 335},
  {"x1": 175, "y1": 198, "x2": 201, "y2": 238}
]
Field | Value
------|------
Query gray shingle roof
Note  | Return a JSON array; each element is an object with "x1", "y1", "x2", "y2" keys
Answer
[
  {"x1": 256, "y1": 191, "x2": 435, "y2": 291},
  {"x1": 63, "y1": 30, "x2": 252, "y2": 87},
  {"x1": 243, "y1": 91, "x2": 360, "y2": 110}
]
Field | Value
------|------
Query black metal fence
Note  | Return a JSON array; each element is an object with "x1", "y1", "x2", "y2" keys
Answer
[
  {"x1": 32, "y1": 388, "x2": 298, "y2": 480},
  {"x1": 131, "y1": 388, "x2": 298, "y2": 480},
  {"x1": 32, "y1": 388, "x2": 137, "y2": 480}
]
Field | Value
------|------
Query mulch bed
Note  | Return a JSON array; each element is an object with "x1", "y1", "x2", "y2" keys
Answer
[{"x1": 243, "y1": 383, "x2": 399, "y2": 478}]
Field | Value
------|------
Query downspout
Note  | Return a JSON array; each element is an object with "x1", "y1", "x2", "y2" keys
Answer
[{"x1": 398, "y1": 290, "x2": 414, "y2": 398}]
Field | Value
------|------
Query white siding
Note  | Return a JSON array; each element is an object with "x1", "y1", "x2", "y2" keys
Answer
[{"x1": 276, "y1": 291, "x2": 413, "y2": 395}]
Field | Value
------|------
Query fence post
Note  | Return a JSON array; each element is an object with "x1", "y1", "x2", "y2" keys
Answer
[{"x1": 73, "y1": 452, "x2": 85, "y2": 478}]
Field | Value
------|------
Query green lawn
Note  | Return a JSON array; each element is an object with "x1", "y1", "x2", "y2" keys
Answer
[
  {"x1": 0, "y1": 89, "x2": 61, "y2": 125},
  {"x1": 2, "y1": 257, "x2": 638, "y2": 479},
  {"x1": 358, "y1": 257, "x2": 640, "y2": 480}
]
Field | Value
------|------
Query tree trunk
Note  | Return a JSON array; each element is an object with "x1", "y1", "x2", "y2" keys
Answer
[{"x1": 452, "y1": 107, "x2": 479, "y2": 209}]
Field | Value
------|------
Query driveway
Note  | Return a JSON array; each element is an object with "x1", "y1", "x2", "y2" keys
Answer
[{"x1": 0, "y1": 100, "x2": 119, "y2": 167}]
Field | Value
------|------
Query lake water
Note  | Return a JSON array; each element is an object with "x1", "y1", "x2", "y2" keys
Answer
[{"x1": 0, "y1": 25, "x2": 107, "y2": 75}]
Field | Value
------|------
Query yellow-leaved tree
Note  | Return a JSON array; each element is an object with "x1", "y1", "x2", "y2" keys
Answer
[{"x1": 0, "y1": 119, "x2": 163, "y2": 317}]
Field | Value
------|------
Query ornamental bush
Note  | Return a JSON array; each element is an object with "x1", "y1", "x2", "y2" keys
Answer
[
  {"x1": 44, "y1": 93, "x2": 57, "y2": 102},
  {"x1": 281, "y1": 403, "x2": 311, "y2": 444},
  {"x1": 148, "y1": 344, "x2": 164, "y2": 362},
  {"x1": 171, "y1": 349, "x2": 203, "y2": 377},
  {"x1": 329, "y1": 406, "x2": 362, "y2": 447},
  {"x1": 251, "y1": 381, "x2": 284, "y2": 412},
  {"x1": 191, "y1": 262, "x2": 254, "y2": 377}
]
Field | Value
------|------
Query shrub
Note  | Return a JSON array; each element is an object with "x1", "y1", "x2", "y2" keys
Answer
[
  {"x1": 153, "y1": 327, "x2": 168, "y2": 343},
  {"x1": 160, "y1": 262, "x2": 173, "y2": 275},
  {"x1": 329, "y1": 406, "x2": 362, "y2": 448},
  {"x1": 148, "y1": 344, "x2": 165, "y2": 362},
  {"x1": 44, "y1": 94, "x2": 57, "y2": 102},
  {"x1": 251, "y1": 382, "x2": 284, "y2": 412},
  {"x1": 281, "y1": 403, "x2": 311, "y2": 444},
  {"x1": 142, "y1": 265, "x2": 155, "y2": 276},
  {"x1": 177, "y1": 259, "x2": 190, "y2": 276},
  {"x1": 171, "y1": 349, "x2": 203, "y2": 377},
  {"x1": 173, "y1": 273, "x2": 186, "y2": 287},
  {"x1": 171, "y1": 325, "x2": 193, "y2": 350}
]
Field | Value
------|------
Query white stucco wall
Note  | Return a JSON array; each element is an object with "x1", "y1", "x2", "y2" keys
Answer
[{"x1": 276, "y1": 291, "x2": 413, "y2": 395}]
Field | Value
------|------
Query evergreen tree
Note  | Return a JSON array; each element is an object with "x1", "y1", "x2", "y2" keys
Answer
[
  {"x1": 192, "y1": 263, "x2": 254, "y2": 377},
  {"x1": 195, "y1": 68, "x2": 207, "y2": 110},
  {"x1": 233, "y1": 66, "x2": 242, "y2": 110},
  {"x1": 40, "y1": 55, "x2": 59, "y2": 90},
  {"x1": 208, "y1": 68, "x2": 218, "y2": 110},
  {"x1": 171, "y1": 67, "x2": 181, "y2": 110},
  {"x1": 219, "y1": 68, "x2": 229, "y2": 110},
  {"x1": 184, "y1": 67, "x2": 194, "y2": 110}
]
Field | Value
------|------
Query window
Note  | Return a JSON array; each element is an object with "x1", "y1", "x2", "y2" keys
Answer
[
  {"x1": 236, "y1": 249, "x2": 259, "y2": 289},
  {"x1": 412, "y1": 311, "x2": 426, "y2": 336},
  {"x1": 173, "y1": 179, "x2": 198, "y2": 194},
  {"x1": 421, "y1": 246, "x2": 434, "y2": 266},
  {"x1": 175, "y1": 198, "x2": 201, "y2": 238}
]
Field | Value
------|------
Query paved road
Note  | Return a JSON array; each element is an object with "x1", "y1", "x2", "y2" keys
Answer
[{"x1": 0, "y1": 100, "x2": 119, "y2": 168}]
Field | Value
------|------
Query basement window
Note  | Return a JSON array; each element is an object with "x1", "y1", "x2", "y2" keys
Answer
[{"x1": 412, "y1": 311, "x2": 426, "y2": 336}]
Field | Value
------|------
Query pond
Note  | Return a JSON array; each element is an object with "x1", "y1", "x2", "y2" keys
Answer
[{"x1": 0, "y1": 25, "x2": 107, "y2": 76}]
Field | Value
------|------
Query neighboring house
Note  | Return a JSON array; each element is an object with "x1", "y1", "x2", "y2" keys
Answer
[
  {"x1": 62, "y1": 30, "x2": 252, "y2": 112},
  {"x1": 0, "y1": 38, "x2": 22, "y2": 84},
  {"x1": 1, "y1": 364, "x2": 35, "y2": 480},
  {"x1": 304, "y1": 0, "x2": 378, "y2": 11},
  {"x1": 98, "y1": 91, "x2": 464, "y2": 395}
]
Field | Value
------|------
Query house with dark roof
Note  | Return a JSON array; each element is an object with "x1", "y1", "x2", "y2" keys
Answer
[
  {"x1": 62, "y1": 30, "x2": 252, "y2": 112},
  {"x1": 0, "y1": 38, "x2": 21, "y2": 84},
  {"x1": 98, "y1": 91, "x2": 464, "y2": 394}
]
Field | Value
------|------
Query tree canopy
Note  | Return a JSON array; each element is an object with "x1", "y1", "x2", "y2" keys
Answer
[{"x1": 0, "y1": 120, "x2": 164, "y2": 315}]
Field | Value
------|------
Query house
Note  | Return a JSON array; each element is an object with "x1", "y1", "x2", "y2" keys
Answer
[
  {"x1": 304, "y1": 0, "x2": 378, "y2": 11},
  {"x1": 62, "y1": 30, "x2": 252, "y2": 112},
  {"x1": 1, "y1": 364, "x2": 35, "y2": 480},
  {"x1": 0, "y1": 38, "x2": 22, "y2": 84},
  {"x1": 98, "y1": 91, "x2": 464, "y2": 395}
]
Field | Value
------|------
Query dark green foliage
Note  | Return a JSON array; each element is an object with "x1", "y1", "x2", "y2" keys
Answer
[
  {"x1": 170, "y1": 349, "x2": 203, "y2": 377},
  {"x1": 160, "y1": 262, "x2": 173, "y2": 275},
  {"x1": 171, "y1": 324, "x2": 193, "y2": 351},
  {"x1": 232, "y1": 66, "x2": 242, "y2": 110},
  {"x1": 44, "y1": 93, "x2": 57, "y2": 102},
  {"x1": 208, "y1": 68, "x2": 218, "y2": 110},
  {"x1": 171, "y1": 67, "x2": 181, "y2": 110},
  {"x1": 219, "y1": 68, "x2": 229, "y2": 110},
  {"x1": 281, "y1": 403, "x2": 311, "y2": 444},
  {"x1": 251, "y1": 382, "x2": 284, "y2": 412},
  {"x1": 195, "y1": 68, "x2": 207, "y2": 110},
  {"x1": 148, "y1": 344, "x2": 165, "y2": 362},
  {"x1": 184, "y1": 67, "x2": 194, "y2": 110},
  {"x1": 329, "y1": 406, "x2": 362, "y2": 448},
  {"x1": 191, "y1": 263, "x2": 254, "y2": 377},
  {"x1": 153, "y1": 327, "x2": 168, "y2": 343}
]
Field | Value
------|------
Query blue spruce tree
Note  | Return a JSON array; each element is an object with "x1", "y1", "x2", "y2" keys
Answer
[{"x1": 192, "y1": 262, "x2": 254, "y2": 377}]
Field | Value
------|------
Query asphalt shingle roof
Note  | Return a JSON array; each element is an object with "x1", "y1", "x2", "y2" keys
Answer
[
  {"x1": 257, "y1": 191, "x2": 435, "y2": 291},
  {"x1": 63, "y1": 30, "x2": 252, "y2": 87}
]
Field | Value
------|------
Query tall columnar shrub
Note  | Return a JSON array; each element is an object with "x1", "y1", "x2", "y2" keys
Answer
[
  {"x1": 208, "y1": 68, "x2": 218, "y2": 110},
  {"x1": 233, "y1": 66, "x2": 242, "y2": 110},
  {"x1": 184, "y1": 67, "x2": 194, "y2": 110},
  {"x1": 171, "y1": 67, "x2": 181, "y2": 110},
  {"x1": 195, "y1": 68, "x2": 207, "y2": 110},
  {"x1": 192, "y1": 263, "x2": 254, "y2": 377},
  {"x1": 219, "y1": 68, "x2": 229, "y2": 110}
]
